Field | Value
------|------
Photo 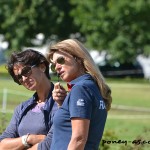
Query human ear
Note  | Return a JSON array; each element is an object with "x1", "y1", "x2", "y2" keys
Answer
[{"x1": 39, "y1": 63, "x2": 46, "y2": 72}]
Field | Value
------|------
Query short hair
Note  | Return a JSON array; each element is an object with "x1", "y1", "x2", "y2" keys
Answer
[{"x1": 6, "y1": 49, "x2": 50, "y2": 85}]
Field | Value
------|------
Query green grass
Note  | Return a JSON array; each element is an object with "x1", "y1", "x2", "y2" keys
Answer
[
  {"x1": 102, "y1": 119, "x2": 150, "y2": 150},
  {"x1": 1, "y1": 78, "x2": 150, "y2": 108},
  {"x1": 0, "y1": 64, "x2": 7, "y2": 73},
  {"x1": 0, "y1": 78, "x2": 33, "y2": 110},
  {"x1": 0, "y1": 73, "x2": 150, "y2": 149},
  {"x1": 105, "y1": 118, "x2": 150, "y2": 140},
  {"x1": 109, "y1": 82, "x2": 150, "y2": 108}
]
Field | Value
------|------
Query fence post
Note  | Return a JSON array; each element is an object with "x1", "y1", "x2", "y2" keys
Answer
[{"x1": 2, "y1": 88, "x2": 7, "y2": 113}]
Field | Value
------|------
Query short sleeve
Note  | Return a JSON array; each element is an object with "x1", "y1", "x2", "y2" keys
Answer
[{"x1": 69, "y1": 85, "x2": 94, "y2": 119}]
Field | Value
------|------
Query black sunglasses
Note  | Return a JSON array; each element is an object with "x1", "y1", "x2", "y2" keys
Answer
[
  {"x1": 15, "y1": 65, "x2": 36, "y2": 84},
  {"x1": 50, "y1": 56, "x2": 65, "y2": 72}
]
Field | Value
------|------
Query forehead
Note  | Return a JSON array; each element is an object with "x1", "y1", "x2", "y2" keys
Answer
[{"x1": 52, "y1": 50, "x2": 73, "y2": 60}]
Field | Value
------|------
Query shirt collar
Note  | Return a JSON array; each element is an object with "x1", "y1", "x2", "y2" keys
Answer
[
  {"x1": 32, "y1": 82, "x2": 54, "y2": 103},
  {"x1": 67, "y1": 74, "x2": 92, "y2": 91}
]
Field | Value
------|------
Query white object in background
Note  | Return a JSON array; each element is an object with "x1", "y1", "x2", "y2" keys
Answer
[
  {"x1": 137, "y1": 55, "x2": 150, "y2": 80},
  {"x1": 2, "y1": 88, "x2": 7, "y2": 113}
]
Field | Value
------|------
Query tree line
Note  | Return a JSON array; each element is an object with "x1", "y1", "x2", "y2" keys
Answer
[{"x1": 0, "y1": 0, "x2": 150, "y2": 63}]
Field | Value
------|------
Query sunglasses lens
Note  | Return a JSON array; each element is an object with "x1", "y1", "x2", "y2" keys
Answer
[
  {"x1": 50, "y1": 57, "x2": 65, "y2": 72},
  {"x1": 21, "y1": 66, "x2": 32, "y2": 76},
  {"x1": 51, "y1": 64, "x2": 56, "y2": 72},
  {"x1": 57, "y1": 57, "x2": 65, "y2": 64},
  {"x1": 16, "y1": 66, "x2": 32, "y2": 83}
]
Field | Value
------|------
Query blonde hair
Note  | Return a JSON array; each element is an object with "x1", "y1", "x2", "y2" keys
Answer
[{"x1": 48, "y1": 39, "x2": 112, "y2": 111}]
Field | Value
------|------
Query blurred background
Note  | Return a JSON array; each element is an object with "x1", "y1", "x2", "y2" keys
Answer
[{"x1": 0, "y1": 0, "x2": 150, "y2": 149}]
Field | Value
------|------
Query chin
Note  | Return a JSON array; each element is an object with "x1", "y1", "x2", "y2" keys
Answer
[
  {"x1": 30, "y1": 87, "x2": 36, "y2": 90},
  {"x1": 26, "y1": 87, "x2": 33, "y2": 91},
  {"x1": 26, "y1": 85, "x2": 36, "y2": 91},
  {"x1": 60, "y1": 74, "x2": 72, "y2": 82},
  {"x1": 60, "y1": 76, "x2": 67, "y2": 82}
]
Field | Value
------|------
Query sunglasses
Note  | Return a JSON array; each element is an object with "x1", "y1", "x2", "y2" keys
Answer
[
  {"x1": 15, "y1": 65, "x2": 36, "y2": 84},
  {"x1": 50, "y1": 56, "x2": 65, "y2": 72}
]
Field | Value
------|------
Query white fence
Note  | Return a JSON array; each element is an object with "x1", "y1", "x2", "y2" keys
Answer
[
  {"x1": 0, "y1": 89, "x2": 150, "y2": 120},
  {"x1": 0, "y1": 88, "x2": 31, "y2": 113}
]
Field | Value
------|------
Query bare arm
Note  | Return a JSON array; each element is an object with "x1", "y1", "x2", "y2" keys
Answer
[
  {"x1": 67, "y1": 118, "x2": 90, "y2": 150},
  {"x1": 0, "y1": 137, "x2": 24, "y2": 150},
  {"x1": 0, "y1": 134, "x2": 46, "y2": 150},
  {"x1": 27, "y1": 134, "x2": 46, "y2": 150},
  {"x1": 27, "y1": 134, "x2": 46, "y2": 145},
  {"x1": 28, "y1": 144, "x2": 38, "y2": 150}
]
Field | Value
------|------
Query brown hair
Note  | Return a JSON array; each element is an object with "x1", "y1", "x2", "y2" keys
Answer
[{"x1": 7, "y1": 49, "x2": 50, "y2": 85}]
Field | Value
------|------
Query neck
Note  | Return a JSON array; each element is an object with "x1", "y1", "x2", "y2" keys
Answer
[{"x1": 36, "y1": 82, "x2": 51, "y2": 103}]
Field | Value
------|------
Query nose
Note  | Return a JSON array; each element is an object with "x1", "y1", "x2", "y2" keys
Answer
[
  {"x1": 21, "y1": 75, "x2": 28, "y2": 82},
  {"x1": 55, "y1": 63, "x2": 62, "y2": 71}
]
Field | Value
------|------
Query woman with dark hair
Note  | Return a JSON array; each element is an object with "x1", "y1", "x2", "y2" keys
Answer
[{"x1": 0, "y1": 49, "x2": 59, "y2": 150}]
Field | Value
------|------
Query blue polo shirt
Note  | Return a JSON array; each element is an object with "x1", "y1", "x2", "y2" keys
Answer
[{"x1": 50, "y1": 74, "x2": 107, "y2": 150}]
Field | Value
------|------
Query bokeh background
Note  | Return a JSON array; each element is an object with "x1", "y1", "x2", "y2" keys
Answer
[{"x1": 0, "y1": 0, "x2": 150, "y2": 149}]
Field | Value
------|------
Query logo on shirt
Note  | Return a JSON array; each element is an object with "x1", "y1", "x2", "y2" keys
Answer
[
  {"x1": 99, "y1": 100, "x2": 106, "y2": 109},
  {"x1": 77, "y1": 99, "x2": 85, "y2": 106}
]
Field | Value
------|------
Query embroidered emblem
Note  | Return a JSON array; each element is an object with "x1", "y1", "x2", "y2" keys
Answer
[{"x1": 77, "y1": 99, "x2": 85, "y2": 106}]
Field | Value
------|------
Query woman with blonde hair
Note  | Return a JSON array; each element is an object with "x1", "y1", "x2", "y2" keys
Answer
[{"x1": 48, "y1": 39, "x2": 112, "y2": 150}]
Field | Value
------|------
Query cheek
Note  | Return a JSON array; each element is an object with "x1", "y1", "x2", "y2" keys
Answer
[
  {"x1": 66, "y1": 62, "x2": 78, "y2": 72},
  {"x1": 33, "y1": 69, "x2": 43, "y2": 79},
  {"x1": 33, "y1": 73, "x2": 43, "y2": 84},
  {"x1": 65, "y1": 63, "x2": 79, "y2": 79}
]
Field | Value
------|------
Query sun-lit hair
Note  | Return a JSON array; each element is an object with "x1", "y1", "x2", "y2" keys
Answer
[{"x1": 48, "y1": 39, "x2": 112, "y2": 111}]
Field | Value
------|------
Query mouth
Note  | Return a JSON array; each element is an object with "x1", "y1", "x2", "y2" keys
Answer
[
  {"x1": 58, "y1": 71, "x2": 64, "y2": 78},
  {"x1": 25, "y1": 82, "x2": 32, "y2": 87},
  {"x1": 25, "y1": 79, "x2": 34, "y2": 86}
]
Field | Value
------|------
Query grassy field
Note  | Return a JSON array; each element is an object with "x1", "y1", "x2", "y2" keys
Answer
[
  {"x1": 0, "y1": 75, "x2": 150, "y2": 149},
  {"x1": 109, "y1": 83, "x2": 150, "y2": 108}
]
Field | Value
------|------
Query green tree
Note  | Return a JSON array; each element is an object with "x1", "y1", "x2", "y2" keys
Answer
[
  {"x1": 1, "y1": 0, "x2": 150, "y2": 63},
  {"x1": 0, "y1": 0, "x2": 77, "y2": 51},
  {"x1": 70, "y1": 0, "x2": 150, "y2": 63}
]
